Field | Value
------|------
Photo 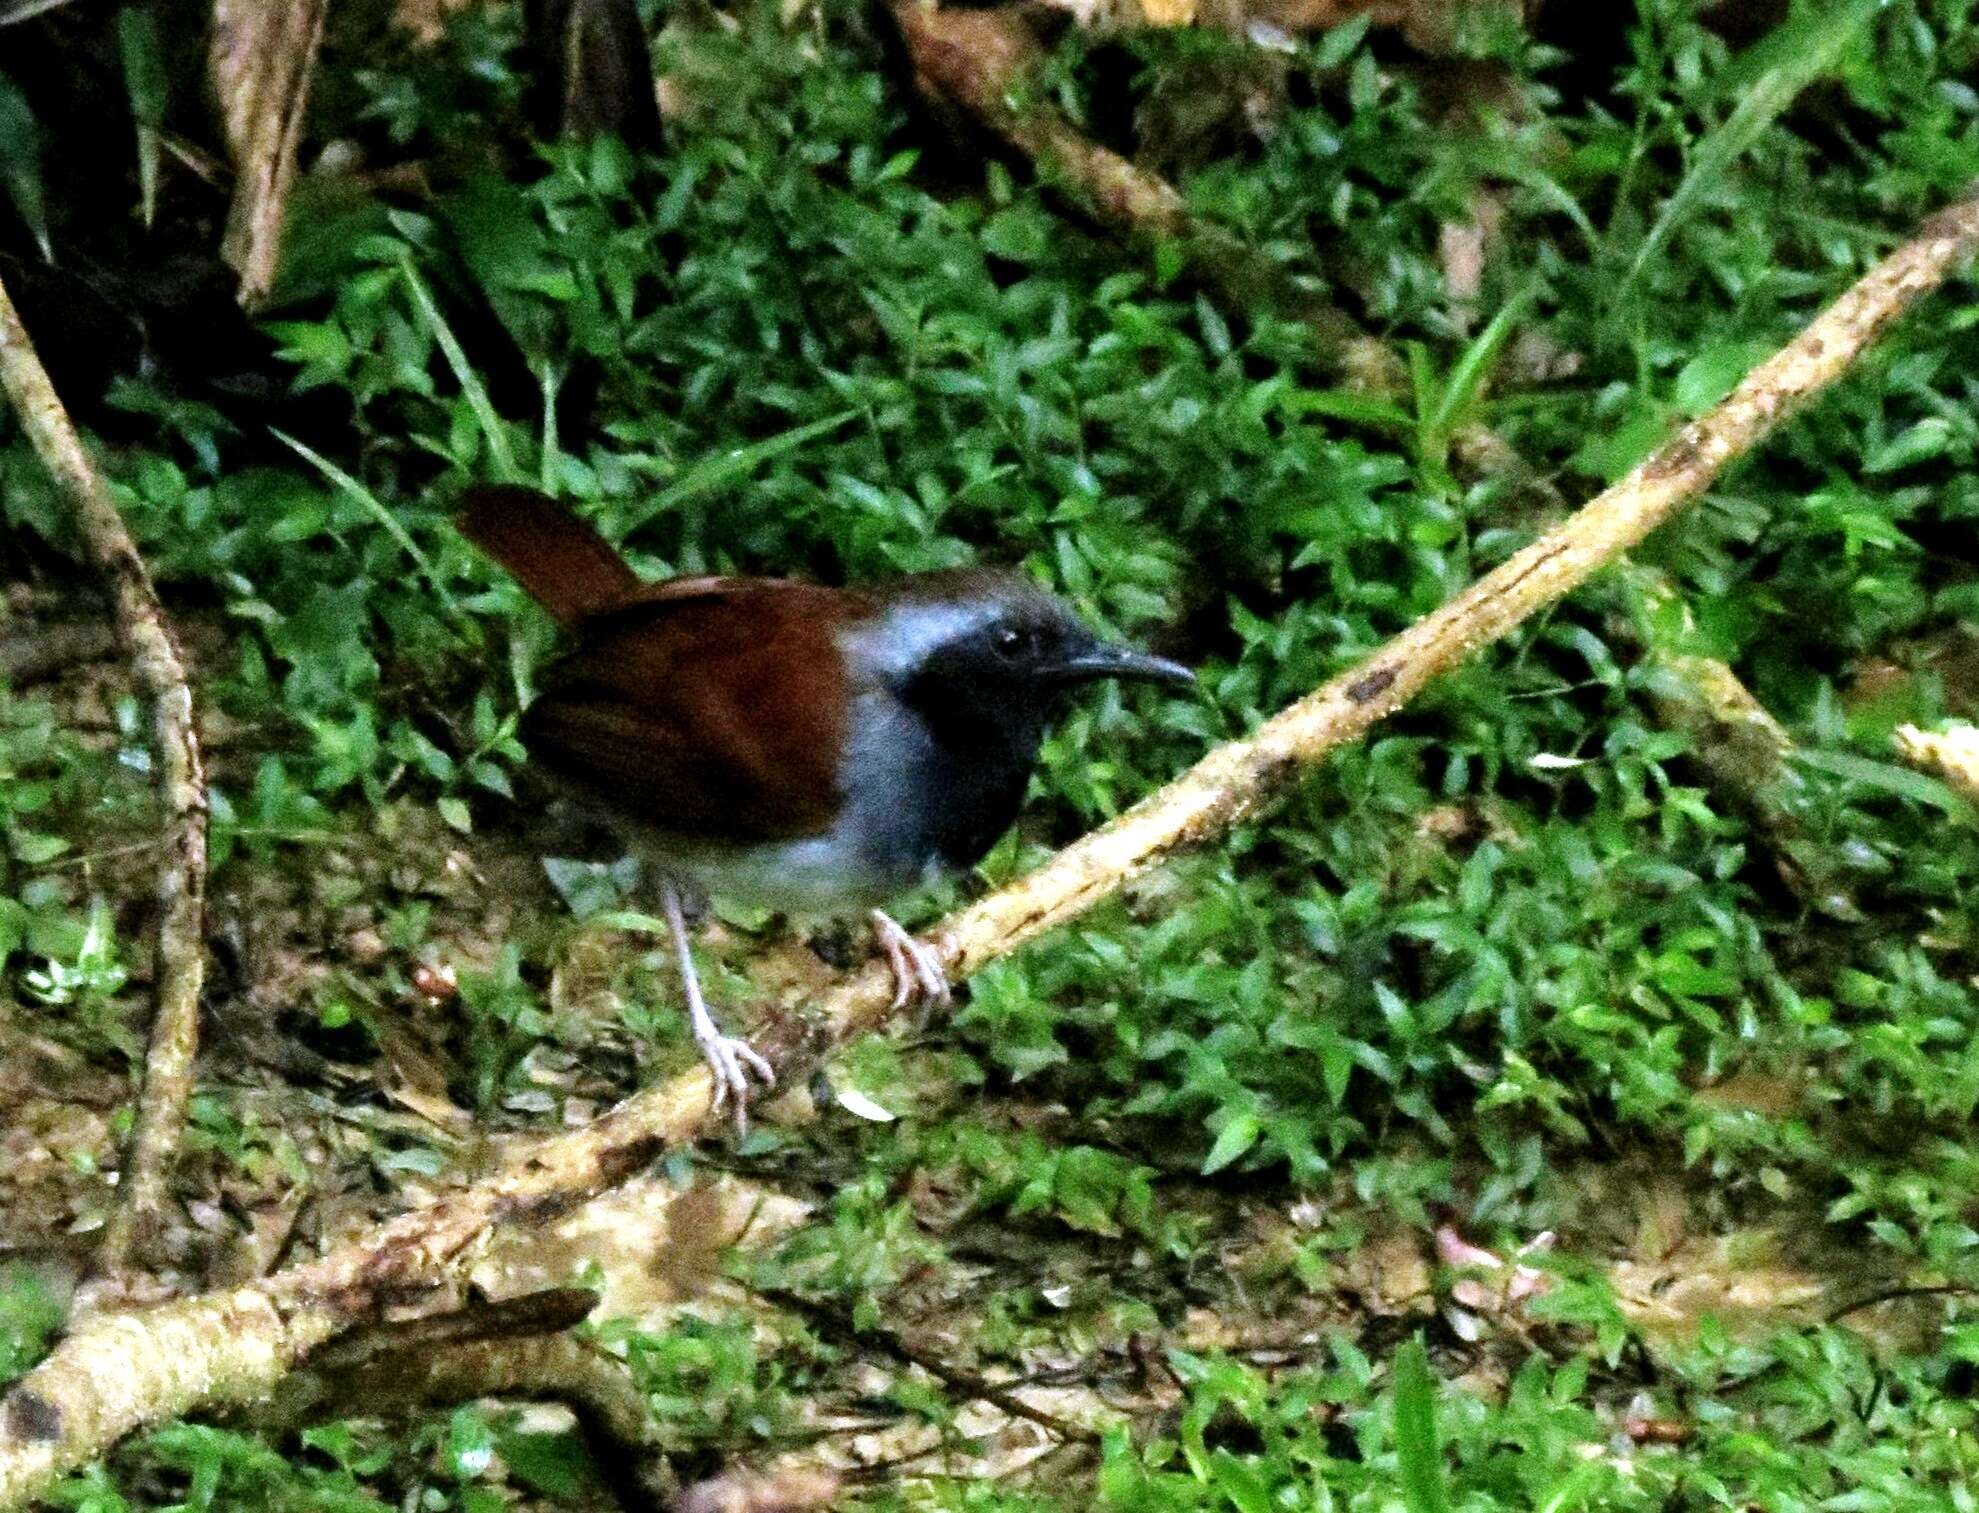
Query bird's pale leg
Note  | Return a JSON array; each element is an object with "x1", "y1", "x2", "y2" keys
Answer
[
  {"x1": 870, "y1": 910, "x2": 951, "y2": 1012},
  {"x1": 661, "y1": 883, "x2": 774, "y2": 1134}
]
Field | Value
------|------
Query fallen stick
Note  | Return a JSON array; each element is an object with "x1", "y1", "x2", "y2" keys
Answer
[
  {"x1": 0, "y1": 279, "x2": 209, "y2": 1280},
  {"x1": 4, "y1": 183, "x2": 1978, "y2": 1510}
]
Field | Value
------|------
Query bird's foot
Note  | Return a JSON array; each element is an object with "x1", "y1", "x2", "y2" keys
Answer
[
  {"x1": 694, "y1": 1018, "x2": 775, "y2": 1137},
  {"x1": 870, "y1": 910, "x2": 951, "y2": 1013}
]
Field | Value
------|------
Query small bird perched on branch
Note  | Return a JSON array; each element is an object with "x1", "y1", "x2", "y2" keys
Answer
[{"x1": 459, "y1": 486, "x2": 1191, "y2": 1130}]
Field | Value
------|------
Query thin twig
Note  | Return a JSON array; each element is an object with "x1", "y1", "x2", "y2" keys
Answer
[
  {"x1": 1611, "y1": 564, "x2": 1857, "y2": 916},
  {"x1": 756, "y1": 1285, "x2": 1101, "y2": 1444},
  {"x1": 0, "y1": 276, "x2": 209, "y2": 1280},
  {"x1": 1826, "y1": 1282, "x2": 1979, "y2": 1325},
  {"x1": 260, "y1": 1291, "x2": 679, "y2": 1513},
  {"x1": 299, "y1": 1287, "x2": 601, "y2": 1374},
  {"x1": 3, "y1": 182, "x2": 1979, "y2": 1511}
]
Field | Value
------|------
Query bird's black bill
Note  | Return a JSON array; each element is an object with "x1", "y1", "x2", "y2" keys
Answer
[{"x1": 1050, "y1": 644, "x2": 1194, "y2": 687}]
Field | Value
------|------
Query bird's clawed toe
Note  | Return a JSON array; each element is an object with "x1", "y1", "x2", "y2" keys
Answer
[
  {"x1": 697, "y1": 1026, "x2": 776, "y2": 1137},
  {"x1": 870, "y1": 910, "x2": 951, "y2": 1013}
]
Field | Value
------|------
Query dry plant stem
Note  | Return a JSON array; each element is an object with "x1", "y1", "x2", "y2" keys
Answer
[
  {"x1": 526, "y1": 0, "x2": 665, "y2": 148},
  {"x1": 0, "y1": 278, "x2": 209, "y2": 1279},
  {"x1": 891, "y1": 4, "x2": 1396, "y2": 386},
  {"x1": 211, "y1": 0, "x2": 328, "y2": 307},
  {"x1": 1608, "y1": 564, "x2": 1863, "y2": 913},
  {"x1": 297, "y1": 1329, "x2": 649, "y2": 1426},
  {"x1": 1628, "y1": 591, "x2": 1794, "y2": 791},
  {"x1": 262, "y1": 1298, "x2": 679, "y2": 1513},
  {"x1": 259, "y1": 1290, "x2": 645, "y2": 1447},
  {"x1": 271, "y1": 1329, "x2": 658, "y2": 1449},
  {"x1": 300, "y1": 1286, "x2": 601, "y2": 1371},
  {"x1": 1461, "y1": 426, "x2": 1827, "y2": 899},
  {"x1": 4, "y1": 186, "x2": 1979, "y2": 1512}
]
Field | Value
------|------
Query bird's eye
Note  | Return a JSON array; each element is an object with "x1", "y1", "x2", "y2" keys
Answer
[{"x1": 993, "y1": 626, "x2": 1025, "y2": 658}]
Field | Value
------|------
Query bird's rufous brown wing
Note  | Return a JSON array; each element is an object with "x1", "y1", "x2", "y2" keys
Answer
[{"x1": 521, "y1": 578, "x2": 863, "y2": 842}]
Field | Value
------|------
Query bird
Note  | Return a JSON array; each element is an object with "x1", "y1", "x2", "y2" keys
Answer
[{"x1": 458, "y1": 484, "x2": 1192, "y2": 1130}]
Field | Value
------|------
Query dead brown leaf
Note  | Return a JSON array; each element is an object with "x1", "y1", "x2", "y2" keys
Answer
[{"x1": 211, "y1": 0, "x2": 328, "y2": 308}]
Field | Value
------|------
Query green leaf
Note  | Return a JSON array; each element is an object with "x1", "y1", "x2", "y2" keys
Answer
[
  {"x1": 1425, "y1": 277, "x2": 1543, "y2": 451},
  {"x1": 1207, "y1": 1451, "x2": 1273, "y2": 1513},
  {"x1": 9, "y1": 829, "x2": 66, "y2": 864},
  {"x1": 1313, "y1": 13, "x2": 1372, "y2": 67},
  {"x1": 1202, "y1": 1111, "x2": 1261, "y2": 1174},
  {"x1": 1789, "y1": 747, "x2": 1972, "y2": 814},
  {"x1": 399, "y1": 258, "x2": 519, "y2": 481},
  {"x1": 622, "y1": 410, "x2": 858, "y2": 529},
  {"x1": 269, "y1": 427, "x2": 447, "y2": 600},
  {"x1": 1392, "y1": 1339, "x2": 1452, "y2": 1513},
  {"x1": 1452, "y1": 139, "x2": 1598, "y2": 250},
  {"x1": 1673, "y1": 340, "x2": 1770, "y2": 417},
  {"x1": 495, "y1": 1429, "x2": 590, "y2": 1499},
  {"x1": 1282, "y1": 388, "x2": 1413, "y2": 434},
  {"x1": 0, "y1": 899, "x2": 24, "y2": 977},
  {"x1": 1864, "y1": 417, "x2": 1957, "y2": 473},
  {"x1": 0, "y1": 72, "x2": 50, "y2": 260},
  {"x1": 118, "y1": 5, "x2": 168, "y2": 228}
]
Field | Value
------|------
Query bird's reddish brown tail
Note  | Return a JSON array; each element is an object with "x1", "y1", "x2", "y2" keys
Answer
[{"x1": 457, "y1": 485, "x2": 643, "y2": 627}]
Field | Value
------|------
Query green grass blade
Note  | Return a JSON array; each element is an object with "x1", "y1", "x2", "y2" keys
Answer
[
  {"x1": 588, "y1": 910, "x2": 669, "y2": 935},
  {"x1": 1789, "y1": 747, "x2": 1972, "y2": 816},
  {"x1": 1280, "y1": 388, "x2": 1413, "y2": 434},
  {"x1": 399, "y1": 258, "x2": 520, "y2": 483},
  {"x1": 0, "y1": 71, "x2": 50, "y2": 260},
  {"x1": 1626, "y1": 0, "x2": 1884, "y2": 288},
  {"x1": 1455, "y1": 140, "x2": 1598, "y2": 251},
  {"x1": 537, "y1": 360, "x2": 564, "y2": 494},
  {"x1": 623, "y1": 409, "x2": 858, "y2": 529},
  {"x1": 1392, "y1": 1339, "x2": 1453, "y2": 1513},
  {"x1": 117, "y1": 5, "x2": 168, "y2": 229},
  {"x1": 270, "y1": 426, "x2": 448, "y2": 602},
  {"x1": 1535, "y1": 1458, "x2": 1607, "y2": 1513},
  {"x1": 1428, "y1": 277, "x2": 1543, "y2": 446}
]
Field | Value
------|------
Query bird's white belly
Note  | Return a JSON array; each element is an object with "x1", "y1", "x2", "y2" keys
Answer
[
  {"x1": 640, "y1": 817, "x2": 942, "y2": 918},
  {"x1": 665, "y1": 840, "x2": 885, "y2": 915}
]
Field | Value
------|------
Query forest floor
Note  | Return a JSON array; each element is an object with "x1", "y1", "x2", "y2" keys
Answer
[{"x1": 6, "y1": 1, "x2": 1979, "y2": 1509}]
